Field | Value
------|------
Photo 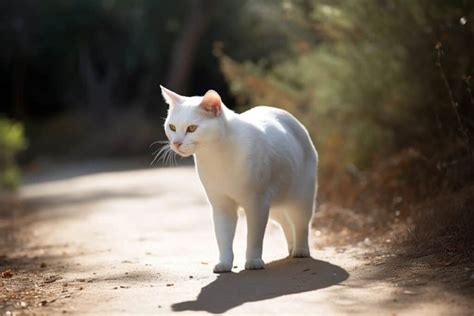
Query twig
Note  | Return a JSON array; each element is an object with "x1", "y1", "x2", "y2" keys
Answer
[
  {"x1": 463, "y1": 75, "x2": 474, "y2": 108},
  {"x1": 435, "y1": 41, "x2": 472, "y2": 156}
]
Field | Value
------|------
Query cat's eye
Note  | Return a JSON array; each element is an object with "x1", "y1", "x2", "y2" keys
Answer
[
  {"x1": 169, "y1": 124, "x2": 176, "y2": 132},
  {"x1": 186, "y1": 125, "x2": 198, "y2": 133}
]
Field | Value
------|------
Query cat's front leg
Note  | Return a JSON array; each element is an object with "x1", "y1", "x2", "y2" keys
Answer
[
  {"x1": 210, "y1": 197, "x2": 238, "y2": 273},
  {"x1": 244, "y1": 201, "x2": 270, "y2": 270}
]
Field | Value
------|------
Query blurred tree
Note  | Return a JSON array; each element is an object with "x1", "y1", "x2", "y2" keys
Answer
[
  {"x1": 0, "y1": 117, "x2": 26, "y2": 190},
  {"x1": 0, "y1": 0, "x2": 275, "y2": 118},
  {"x1": 166, "y1": 0, "x2": 216, "y2": 93}
]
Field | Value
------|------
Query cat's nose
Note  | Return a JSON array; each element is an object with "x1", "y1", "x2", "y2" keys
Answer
[{"x1": 173, "y1": 141, "x2": 182, "y2": 148}]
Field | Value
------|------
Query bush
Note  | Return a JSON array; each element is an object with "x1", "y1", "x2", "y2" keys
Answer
[
  {"x1": 0, "y1": 117, "x2": 26, "y2": 190},
  {"x1": 217, "y1": 0, "x2": 474, "y2": 184}
]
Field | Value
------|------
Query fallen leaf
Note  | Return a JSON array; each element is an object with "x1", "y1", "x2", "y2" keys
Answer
[{"x1": 1, "y1": 269, "x2": 13, "y2": 278}]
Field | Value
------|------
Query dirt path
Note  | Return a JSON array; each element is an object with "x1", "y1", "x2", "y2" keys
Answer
[{"x1": 1, "y1": 164, "x2": 472, "y2": 314}]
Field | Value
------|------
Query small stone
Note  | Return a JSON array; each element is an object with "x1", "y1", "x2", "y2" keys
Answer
[
  {"x1": 44, "y1": 275, "x2": 62, "y2": 283},
  {"x1": 166, "y1": 283, "x2": 174, "y2": 287},
  {"x1": 40, "y1": 263, "x2": 47, "y2": 268},
  {"x1": 40, "y1": 300, "x2": 48, "y2": 306},
  {"x1": 189, "y1": 275, "x2": 194, "y2": 279}
]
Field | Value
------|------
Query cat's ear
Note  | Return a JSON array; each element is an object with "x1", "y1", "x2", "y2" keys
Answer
[
  {"x1": 200, "y1": 90, "x2": 222, "y2": 117},
  {"x1": 160, "y1": 85, "x2": 185, "y2": 106}
]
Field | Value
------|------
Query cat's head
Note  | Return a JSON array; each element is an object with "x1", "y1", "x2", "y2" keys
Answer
[{"x1": 160, "y1": 85, "x2": 224, "y2": 157}]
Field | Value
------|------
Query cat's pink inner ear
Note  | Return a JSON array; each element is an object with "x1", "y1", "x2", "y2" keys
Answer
[
  {"x1": 200, "y1": 90, "x2": 222, "y2": 116},
  {"x1": 160, "y1": 85, "x2": 184, "y2": 106}
]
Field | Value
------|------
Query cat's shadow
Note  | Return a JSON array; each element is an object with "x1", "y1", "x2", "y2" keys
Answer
[{"x1": 171, "y1": 257, "x2": 349, "y2": 313}]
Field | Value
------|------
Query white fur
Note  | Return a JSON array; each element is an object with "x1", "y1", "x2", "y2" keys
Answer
[{"x1": 161, "y1": 86, "x2": 318, "y2": 273}]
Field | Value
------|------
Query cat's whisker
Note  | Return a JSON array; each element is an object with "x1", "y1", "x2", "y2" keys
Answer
[
  {"x1": 157, "y1": 144, "x2": 174, "y2": 167},
  {"x1": 173, "y1": 152, "x2": 178, "y2": 166},
  {"x1": 166, "y1": 148, "x2": 177, "y2": 167},
  {"x1": 150, "y1": 151, "x2": 160, "y2": 166},
  {"x1": 152, "y1": 145, "x2": 167, "y2": 156},
  {"x1": 150, "y1": 142, "x2": 172, "y2": 167},
  {"x1": 149, "y1": 140, "x2": 169, "y2": 149},
  {"x1": 162, "y1": 147, "x2": 173, "y2": 166}
]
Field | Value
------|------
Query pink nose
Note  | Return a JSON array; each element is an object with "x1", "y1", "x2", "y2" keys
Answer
[{"x1": 173, "y1": 141, "x2": 182, "y2": 148}]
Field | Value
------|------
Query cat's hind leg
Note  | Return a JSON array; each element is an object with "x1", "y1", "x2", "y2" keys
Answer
[
  {"x1": 270, "y1": 209, "x2": 294, "y2": 257},
  {"x1": 289, "y1": 202, "x2": 313, "y2": 258}
]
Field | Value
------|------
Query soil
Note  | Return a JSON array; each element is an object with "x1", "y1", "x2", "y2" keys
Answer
[{"x1": 0, "y1": 163, "x2": 473, "y2": 314}]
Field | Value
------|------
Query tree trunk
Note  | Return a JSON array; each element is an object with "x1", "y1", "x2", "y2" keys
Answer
[
  {"x1": 165, "y1": 0, "x2": 215, "y2": 93},
  {"x1": 79, "y1": 45, "x2": 117, "y2": 119}
]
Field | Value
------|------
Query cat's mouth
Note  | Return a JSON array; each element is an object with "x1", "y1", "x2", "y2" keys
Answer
[{"x1": 172, "y1": 146, "x2": 193, "y2": 157}]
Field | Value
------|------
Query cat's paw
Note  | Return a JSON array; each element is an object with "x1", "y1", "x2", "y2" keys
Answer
[
  {"x1": 245, "y1": 259, "x2": 265, "y2": 270},
  {"x1": 213, "y1": 262, "x2": 233, "y2": 273},
  {"x1": 291, "y1": 247, "x2": 311, "y2": 258}
]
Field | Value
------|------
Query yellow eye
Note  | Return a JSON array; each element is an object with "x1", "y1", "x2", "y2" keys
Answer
[
  {"x1": 186, "y1": 125, "x2": 198, "y2": 133},
  {"x1": 169, "y1": 124, "x2": 176, "y2": 132}
]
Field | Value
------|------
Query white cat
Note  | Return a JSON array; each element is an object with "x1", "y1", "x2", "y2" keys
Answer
[{"x1": 160, "y1": 86, "x2": 318, "y2": 273}]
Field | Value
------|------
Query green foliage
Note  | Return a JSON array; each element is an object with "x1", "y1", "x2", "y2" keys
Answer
[
  {"x1": 0, "y1": 118, "x2": 26, "y2": 190},
  {"x1": 218, "y1": 0, "x2": 474, "y2": 173}
]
